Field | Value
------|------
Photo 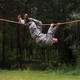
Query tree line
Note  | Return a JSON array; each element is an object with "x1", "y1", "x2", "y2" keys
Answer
[{"x1": 0, "y1": 0, "x2": 80, "y2": 70}]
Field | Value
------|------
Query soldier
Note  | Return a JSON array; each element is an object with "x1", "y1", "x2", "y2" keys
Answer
[{"x1": 17, "y1": 14, "x2": 60, "y2": 46}]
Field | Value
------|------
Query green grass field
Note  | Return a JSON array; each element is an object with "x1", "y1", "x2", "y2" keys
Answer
[{"x1": 0, "y1": 70, "x2": 80, "y2": 80}]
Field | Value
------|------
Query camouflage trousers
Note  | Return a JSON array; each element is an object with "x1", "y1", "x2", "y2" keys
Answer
[{"x1": 35, "y1": 26, "x2": 58, "y2": 45}]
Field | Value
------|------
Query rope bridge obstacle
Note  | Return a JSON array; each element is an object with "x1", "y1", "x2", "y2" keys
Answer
[{"x1": 0, "y1": 18, "x2": 80, "y2": 26}]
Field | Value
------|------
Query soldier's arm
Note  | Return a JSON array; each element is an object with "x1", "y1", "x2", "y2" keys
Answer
[
  {"x1": 29, "y1": 18, "x2": 42, "y2": 25},
  {"x1": 17, "y1": 15, "x2": 25, "y2": 24}
]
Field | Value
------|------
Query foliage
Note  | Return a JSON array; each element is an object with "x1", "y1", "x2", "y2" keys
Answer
[{"x1": 0, "y1": 0, "x2": 80, "y2": 69}]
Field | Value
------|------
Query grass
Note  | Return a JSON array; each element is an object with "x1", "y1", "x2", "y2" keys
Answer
[{"x1": 0, "y1": 69, "x2": 80, "y2": 80}]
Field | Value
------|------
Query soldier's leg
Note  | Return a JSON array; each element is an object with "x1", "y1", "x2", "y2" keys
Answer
[
  {"x1": 47, "y1": 25, "x2": 58, "y2": 36},
  {"x1": 46, "y1": 25, "x2": 59, "y2": 45}
]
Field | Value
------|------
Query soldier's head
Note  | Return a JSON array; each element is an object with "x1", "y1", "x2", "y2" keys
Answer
[{"x1": 23, "y1": 13, "x2": 29, "y2": 20}]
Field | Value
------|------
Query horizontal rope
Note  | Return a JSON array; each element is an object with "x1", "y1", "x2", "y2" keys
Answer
[
  {"x1": 42, "y1": 20, "x2": 80, "y2": 26},
  {"x1": 0, "y1": 18, "x2": 80, "y2": 26},
  {"x1": 0, "y1": 18, "x2": 23, "y2": 25}
]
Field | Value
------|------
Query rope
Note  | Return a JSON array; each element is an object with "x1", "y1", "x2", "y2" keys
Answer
[
  {"x1": 42, "y1": 20, "x2": 80, "y2": 26},
  {"x1": 0, "y1": 18, "x2": 80, "y2": 26},
  {"x1": 0, "y1": 18, "x2": 23, "y2": 25}
]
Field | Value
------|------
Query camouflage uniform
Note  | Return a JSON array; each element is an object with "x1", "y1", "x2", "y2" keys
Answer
[{"x1": 27, "y1": 18, "x2": 58, "y2": 45}]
